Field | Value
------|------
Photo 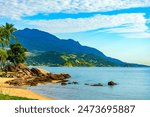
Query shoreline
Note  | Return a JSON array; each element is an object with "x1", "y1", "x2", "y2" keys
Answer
[{"x1": 0, "y1": 78, "x2": 55, "y2": 100}]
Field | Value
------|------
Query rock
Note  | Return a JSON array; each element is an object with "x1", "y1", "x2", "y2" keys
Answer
[
  {"x1": 72, "y1": 81, "x2": 78, "y2": 84},
  {"x1": 49, "y1": 74, "x2": 70, "y2": 80},
  {"x1": 25, "y1": 78, "x2": 38, "y2": 86},
  {"x1": 4, "y1": 64, "x2": 71, "y2": 87},
  {"x1": 57, "y1": 80, "x2": 69, "y2": 83},
  {"x1": 61, "y1": 82, "x2": 67, "y2": 86},
  {"x1": 31, "y1": 68, "x2": 49, "y2": 77},
  {"x1": 17, "y1": 63, "x2": 28, "y2": 69},
  {"x1": 67, "y1": 81, "x2": 78, "y2": 85},
  {"x1": 5, "y1": 79, "x2": 23, "y2": 86},
  {"x1": 90, "y1": 83, "x2": 103, "y2": 86},
  {"x1": 61, "y1": 73, "x2": 71, "y2": 78},
  {"x1": 108, "y1": 81, "x2": 117, "y2": 86},
  {"x1": 4, "y1": 65, "x2": 16, "y2": 72},
  {"x1": 50, "y1": 74, "x2": 60, "y2": 80}
]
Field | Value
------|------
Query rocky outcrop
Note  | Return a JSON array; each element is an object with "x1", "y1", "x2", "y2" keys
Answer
[
  {"x1": 5, "y1": 64, "x2": 71, "y2": 86},
  {"x1": 30, "y1": 68, "x2": 49, "y2": 77},
  {"x1": 108, "y1": 81, "x2": 117, "y2": 86}
]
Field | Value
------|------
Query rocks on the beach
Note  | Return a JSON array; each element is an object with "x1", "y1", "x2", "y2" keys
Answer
[
  {"x1": 4, "y1": 64, "x2": 71, "y2": 87},
  {"x1": 108, "y1": 81, "x2": 117, "y2": 86},
  {"x1": 31, "y1": 68, "x2": 49, "y2": 77},
  {"x1": 5, "y1": 79, "x2": 23, "y2": 86},
  {"x1": 90, "y1": 83, "x2": 103, "y2": 86}
]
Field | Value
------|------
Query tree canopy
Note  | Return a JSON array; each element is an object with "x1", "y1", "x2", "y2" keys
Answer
[
  {"x1": 7, "y1": 43, "x2": 27, "y2": 65},
  {"x1": 0, "y1": 23, "x2": 27, "y2": 70}
]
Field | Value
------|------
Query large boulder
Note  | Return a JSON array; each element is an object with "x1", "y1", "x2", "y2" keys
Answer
[
  {"x1": 49, "y1": 73, "x2": 71, "y2": 80},
  {"x1": 61, "y1": 73, "x2": 71, "y2": 78},
  {"x1": 31, "y1": 68, "x2": 49, "y2": 77},
  {"x1": 4, "y1": 64, "x2": 33, "y2": 77}
]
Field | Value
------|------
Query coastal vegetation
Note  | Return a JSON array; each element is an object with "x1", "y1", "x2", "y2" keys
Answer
[
  {"x1": 27, "y1": 51, "x2": 116, "y2": 67},
  {"x1": 27, "y1": 51, "x2": 147, "y2": 67},
  {"x1": 0, "y1": 23, "x2": 31, "y2": 100},
  {"x1": 0, "y1": 23, "x2": 71, "y2": 100},
  {"x1": 0, "y1": 23, "x2": 27, "y2": 71}
]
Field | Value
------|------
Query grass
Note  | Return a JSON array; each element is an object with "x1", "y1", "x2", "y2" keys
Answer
[{"x1": 0, "y1": 93, "x2": 37, "y2": 100}]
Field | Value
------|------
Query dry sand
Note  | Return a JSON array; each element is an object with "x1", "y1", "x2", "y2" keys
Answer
[{"x1": 0, "y1": 78, "x2": 55, "y2": 100}]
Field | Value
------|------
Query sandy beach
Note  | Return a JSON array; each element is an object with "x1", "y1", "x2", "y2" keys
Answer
[{"x1": 0, "y1": 78, "x2": 54, "y2": 100}]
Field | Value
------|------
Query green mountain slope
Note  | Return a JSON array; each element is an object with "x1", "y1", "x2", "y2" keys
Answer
[{"x1": 26, "y1": 51, "x2": 117, "y2": 67}]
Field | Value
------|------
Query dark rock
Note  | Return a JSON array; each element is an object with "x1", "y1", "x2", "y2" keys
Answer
[
  {"x1": 72, "y1": 81, "x2": 78, "y2": 84},
  {"x1": 61, "y1": 73, "x2": 71, "y2": 78},
  {"x1": 90, "y1": 83, "x2": 103, "y2": 86},
  {"x1": 108, "y1": 81, "x2": 117, "y2": 86},
  {"x1": 61, "y1": 82, "x2": 67, "y2": 86},
  {"x1": 67, "y1": 81, "x2": 78, "y2": 85}
]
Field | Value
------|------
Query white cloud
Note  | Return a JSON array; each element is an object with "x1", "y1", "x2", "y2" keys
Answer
[
  {"x1": 122, "y1": 32, "x2": 150, "y2": 38},
  {"x1": 0, "y1": 0, "x2": 150, "y2": 19},
  {"x1": 27, "y1": 13, "x2": 148, "y2": 33}
]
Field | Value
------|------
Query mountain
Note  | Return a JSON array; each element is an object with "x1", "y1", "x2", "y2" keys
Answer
[
  {"x1": 14, "y1": 28, "x2": 147, "y2": 67},
  {"x1": 26, "y1": 51, "x2": 117, "y2": 67},
  {"x1": 26, "y1": 51, "x2": 147, "y2": 67},
  {"x1": 14, "y1": 28, "x2": 105, "y2": 57}
]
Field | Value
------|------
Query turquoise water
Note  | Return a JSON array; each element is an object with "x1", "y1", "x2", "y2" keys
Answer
[{"x1": 28, "y1": 67, "x2": 150, "y2": 100}]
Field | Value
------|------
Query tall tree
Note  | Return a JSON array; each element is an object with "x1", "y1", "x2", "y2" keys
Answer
[
  {"x1": 0, "y1": 49, "x2": 8, "y2": 71},
  {"x1": 0, "y1": 23, "x2": 18, "y2": 70},
  {"x1": 2, "y1": 23, "x2": 17, "y2": 46},
  {"x1": 7, "y1": 43, "x2": 27, "y2": 65},
  {"x1": 0, "y1": 26, "x2": 6, "y2": 49}
]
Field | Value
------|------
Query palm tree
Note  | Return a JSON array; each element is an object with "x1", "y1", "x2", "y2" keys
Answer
[
  {"x1": 2, "y1": 23, "x2": 17, "y2": 46},
  {"x1": 0, "y1": 23, "x2": 17, "y2": 71},
  {"x1": 0, "y1": 26, "x2": 6, "y2": 49},
  {"x1": 0, "y1": 49, "x2": 8, "y2": 71}
]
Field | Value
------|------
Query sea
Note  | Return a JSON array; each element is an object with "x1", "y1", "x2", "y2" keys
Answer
[{"x1": 27, "y1": 67, "x2": 150, "y2": 100}]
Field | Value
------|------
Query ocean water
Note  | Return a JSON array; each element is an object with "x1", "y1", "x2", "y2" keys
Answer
[{"x1": 28, "y1": 67, "x2": 150, "y2": 100}]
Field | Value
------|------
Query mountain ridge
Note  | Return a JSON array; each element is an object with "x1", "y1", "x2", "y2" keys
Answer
[{"x1": 14, "y1": 28, "x2": 148, "y2": 67}]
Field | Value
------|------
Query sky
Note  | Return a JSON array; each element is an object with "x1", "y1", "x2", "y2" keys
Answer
[{"x1": 0, "y1": 0, "x2": 150, "y2": 65}]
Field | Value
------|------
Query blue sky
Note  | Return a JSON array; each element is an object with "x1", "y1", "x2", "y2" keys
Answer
[{"x1": 0, "y1": 0, "x2": 150, "y2": 65}]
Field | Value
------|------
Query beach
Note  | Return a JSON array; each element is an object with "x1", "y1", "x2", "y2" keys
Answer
[{"x1": 0, "y1": 78, "x2": 54, "y2": 100}]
